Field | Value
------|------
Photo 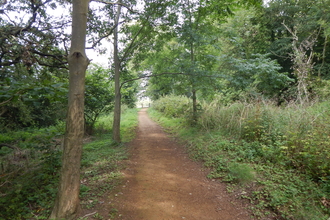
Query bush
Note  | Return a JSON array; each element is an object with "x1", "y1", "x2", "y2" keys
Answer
[{"x1": 152, "y1": 95, "x2": 191, "y2": 118}]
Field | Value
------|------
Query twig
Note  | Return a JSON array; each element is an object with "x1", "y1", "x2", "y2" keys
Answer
[
  {"x1": 0, "y1": 180, "x2": 9, "y2": 187},
  {"x1": 0, "y1": 143, "x2": 20, "y2": 151},
  {"x1": 81, "y1": 211, "x2": 97, "y2": 218}
]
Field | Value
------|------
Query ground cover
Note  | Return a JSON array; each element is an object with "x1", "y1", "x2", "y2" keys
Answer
[
  {"x1": 0, "y1": 108, "x2": 138, "y2": 220},
  {"x1": 149, "y1": 98, "x2": 330, "y2": 220}
]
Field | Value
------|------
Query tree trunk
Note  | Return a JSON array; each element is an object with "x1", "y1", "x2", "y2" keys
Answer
[
  {"x1": 49, "y1": 0, "x2": 89, "y2": 219},
  {"x1": 112, "y1": 2, "x2": 122, "y2": 143},
  {"x1": 190, "y1": 39, "x2": 198, "y2": 124},
  {"x1": 192, "y1": 88, "x2": 197, "y2": 123}
]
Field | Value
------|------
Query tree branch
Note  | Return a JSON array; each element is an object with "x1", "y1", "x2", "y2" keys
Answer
[
  {"x1": 120, "y1": 72, "x2": 183, "y2": 89},
  {"x1": 119, "y1": 72, "x2": 223, "y2": 90},
  {"x1": 86, "y1": 25, "x2": 116, "y2": 49},
  {"x1": 120, "y1": 18, "x2": 150, "y2": 63},
  {"x1": 0, "y1": 90, "x2": 27, "y2": 107},
  {"x1": 91, "y1": 0, "x2": 137, "y2": 13},
  {"x1": 0, "y1": 143, "x2": 20, "y2": 151}
]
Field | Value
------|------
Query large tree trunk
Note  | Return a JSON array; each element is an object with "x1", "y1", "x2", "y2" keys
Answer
[
  {"x1": 49, "y1": 0, "x2": 90, "y2": 219},
  {"x1": 112, "y1": 2, "x2": 122, "y2": 143}
]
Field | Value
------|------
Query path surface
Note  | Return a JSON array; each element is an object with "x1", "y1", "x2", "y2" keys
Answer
[{"x1": 114, "y1": 108, "x2": 251, "y2": 220}]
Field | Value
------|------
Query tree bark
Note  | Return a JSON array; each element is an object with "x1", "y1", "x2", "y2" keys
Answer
[
  {"x1": 192, "y1": 88, "x2": 197, "y2": 123},
  {"x1": 49, "y1": 0, "x2": 90, "y2": 219},
  {"x1": 112, "y1": 1, "x2": 122, "y2": 143},
  {"x1": 190, "y1": 39, "x2": 198, "y2": 124}
]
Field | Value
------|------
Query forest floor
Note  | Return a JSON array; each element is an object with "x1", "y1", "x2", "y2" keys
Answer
[{"x1": 80, "y1": 108, "x2": 254, "y2": 220}]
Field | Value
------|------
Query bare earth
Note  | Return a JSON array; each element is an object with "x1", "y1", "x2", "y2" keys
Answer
[{"x1": 112, "y1": 108, "x2": 252, "y2": 220}]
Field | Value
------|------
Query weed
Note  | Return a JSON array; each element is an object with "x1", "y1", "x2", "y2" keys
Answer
[
  {"x1": 108, "y1": 208, "x2": 119, "y2": 219},
  {"x1": 225, "y1": 163, "x2": 256, "y2": 184},
  {"x1": 93, "y1": 212, "x2": 104, "y2": 219}
]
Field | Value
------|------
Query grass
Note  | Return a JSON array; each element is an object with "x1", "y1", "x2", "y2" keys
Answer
[
  {"x1": 148, "y1": 97, "x2": 330, "y2": 220},
  {"x1": 79, "y1": 133, "x2": 127, "y2": 212},
  {"x1": 0, "y1": 108, "x2": 138, "y2": 220},
  {"x1": 78, "y1": 108, "x2": 138, "y2": 219}
]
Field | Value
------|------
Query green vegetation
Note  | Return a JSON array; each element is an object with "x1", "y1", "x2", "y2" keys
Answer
[
  {"x1": 0, "y1": 108, "x2": 137, "y2": 220},
  {"x1": 1, "y1": 0, "x2": 330, "y2": 218},
  {"x1": 84, "y1": 65, "x2": 115, "y2": 135},
  {"x1": 149, "y1": 96, "x2": 330, "y2": 219}
]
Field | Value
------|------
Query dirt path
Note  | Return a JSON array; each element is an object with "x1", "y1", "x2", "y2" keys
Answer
[{"x1": 113, "y1": 108, "x2": 252, "y2": 220}]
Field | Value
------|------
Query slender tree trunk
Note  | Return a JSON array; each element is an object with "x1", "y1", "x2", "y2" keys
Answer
[
  {"x1": 112, "y1": 2, "x2": 122, "y2": 143},
  {"x1": 190, "y1": 41, "x2": 198, "y2": 124},
  {"x1": 318, "y1": 35, "x2": 328, "y2": 80},
  {"x1": 192, "y1": 88, "x2": 197, "y2": 123},
  {"x1": 49, "y1": 0, "x2": 89, "y2": 219}
]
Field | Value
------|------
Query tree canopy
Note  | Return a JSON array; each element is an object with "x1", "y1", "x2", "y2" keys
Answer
[{"x1": 1, "y1": 0, "x2": 330, "y2": 218}]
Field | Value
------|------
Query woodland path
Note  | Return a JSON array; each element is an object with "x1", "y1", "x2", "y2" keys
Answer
[{"x1": 112, "y1": 108, "x2": 252, "y2": 220}]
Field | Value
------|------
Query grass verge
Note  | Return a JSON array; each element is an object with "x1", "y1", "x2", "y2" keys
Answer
[
  {"x1": 148, "y1": 106, "x2": 330, "y2": 220},
  {"x1": 0, "y1": 108, "x2": 138, "y2": 220},
  {"x1": 78, "y1": 108, "x2": 138, "y2": 219}
]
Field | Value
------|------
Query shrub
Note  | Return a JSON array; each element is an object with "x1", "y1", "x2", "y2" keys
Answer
[{"x1": 152, "y1": 95, "x2": 191, "y2": 118}]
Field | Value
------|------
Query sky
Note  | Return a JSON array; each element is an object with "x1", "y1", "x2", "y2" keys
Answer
[
  {"x1": 2, "y1": 0, "x2": 271, "y2": 68},
  {"x1": 45, "y1": 2, "x2": 111, "y2": 67}
]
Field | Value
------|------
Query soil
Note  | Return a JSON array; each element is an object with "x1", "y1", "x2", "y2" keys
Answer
[
  {"x1": 108, "y1": 108, "x2": 253, "y2": 220},
  {"x1": 79, "y1": 108, "x2": 254, "y2": 219}
]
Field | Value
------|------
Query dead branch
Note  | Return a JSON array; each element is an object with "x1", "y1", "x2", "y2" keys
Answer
[
  {"x1": 81, "y1": 211, "x2": 97, "y2": 218},
  {"x1": 0, "y1": 144, "x2": 20, "y2": 151}
]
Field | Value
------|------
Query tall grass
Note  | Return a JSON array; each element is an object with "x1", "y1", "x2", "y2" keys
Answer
[
  {"x1": 199, "y1": 99, "x2": 321, "y2": 139},
  {"x1": 198, "y1": 99, "x2": 330, "y2": 180},
  {"x1": 149, "y1": 95, "x2": 330, "y2": 219}
]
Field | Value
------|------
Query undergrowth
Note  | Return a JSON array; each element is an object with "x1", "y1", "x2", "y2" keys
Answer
[
  {"x1": 148, "y1": 96, "x2": 330, "y2": 220},
  {"x1": 78, "y1": 108, "x2": 138, "y2": 219},
  {"x1": 0, "y1": 108, "x2": 138, "y2": 220},
  {"x1": 79, "y1": 133, "x2": 127, "y2": 215}
]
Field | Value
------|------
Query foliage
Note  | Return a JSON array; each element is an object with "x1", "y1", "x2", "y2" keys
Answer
[
  {"x1": 120, "y1": 79, "x2": 139, "y2": 109},
  {"x1": 225, "y1": 162, "x2": 256, "y2": 184},
  {"x1": 261, "y1": 0, "x2": 330, "y2": 77},
  {"x1": 119, "y1": 108, "x2": 139, "y2": 142},
  {"x1": 0, "y1": 126, "x2": 64, "y2": 219},
  {"x1": 80, "y1": 134, "x2": 127, "y2": 210},
  {"x1": 152, "y1": 95, "x2": 191, "y2": 118},
  {"x1": 79, "y1": 108, "x2": 138, "y2": 218},
  {"x1": 199, "y1": 98, "x2": 330, "y2": 180},
  {"x1": 142, "y1": 1, "x2": 330, "y2": 106},
  {"x1": 220, "y1": 53, "x2": 293, "y2": 97},
  {"x1": 149, "y1": 97, "x2": 330, "y2": 219},
  {"x1": 0, "y1": 107, "x2": 138, "y2": 219},
  {"x1": 1, "y1": 0, "x2": 330, "y2": 217},
  {"x1": 0, "y1": 75, "x2": 68, "y2": 130},
  {"x1": 0, "y1": 0, "x2": 70, "y2": 69},
  {"x1": 85, "y1": 65, "x2": 114, "y2": 134}
]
